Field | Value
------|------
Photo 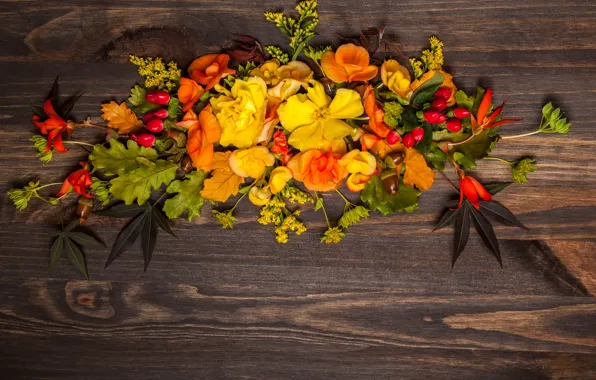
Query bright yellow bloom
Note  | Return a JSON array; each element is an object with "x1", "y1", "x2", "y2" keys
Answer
[
  {"x1": 268, "y1": 166, "x2": 293, "y2": 194},
  {"x1": 338, "y1": 149, "x2": 376, "y2": 175},
  {"x1": 249, "y1": 186, "x2": 272, "y2": 206},
  {"x1": 228, "y1": 146, "x2": 275, "y2": 178},
  {"x1": 381, "y1": 60, "x2": 411, "y2": 98},
  {"x1": 278, "y1": 80, "x2": 363, "y2": 153},
  {"x1": 210, "y1": 77, "x2": 268, "y2": 148}
]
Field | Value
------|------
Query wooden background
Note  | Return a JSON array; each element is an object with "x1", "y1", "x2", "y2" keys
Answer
[{"x1": 1, "y1": 0, "x2": 596, "y2": 378}]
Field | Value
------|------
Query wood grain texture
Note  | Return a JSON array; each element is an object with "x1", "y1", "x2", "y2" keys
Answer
[{"x1": 0, "y1": 0, "x2": 595, "y2": 378}]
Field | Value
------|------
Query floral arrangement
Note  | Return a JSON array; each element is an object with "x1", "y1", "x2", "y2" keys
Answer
[{"x1": 9, "y1": 0, "x2": 571, "y2": 278}]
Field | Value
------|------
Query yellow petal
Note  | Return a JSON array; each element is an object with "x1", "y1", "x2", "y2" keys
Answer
[
  {"x1": 288, "y1": 121, "x2": 323, "y2": 151},
  {"x1": 322, "y1": 118, "x2": 354, "y2": 140},
  {"x1": 306, "y1": 80, "x2": 331, "y2": 109},
  {"x1": 278, "y1": 94, "x2": 318, "y2": 132},
  {"x1": 269, "y1": 166, "x2": 293, "y2": 194},
  {"x1": 249, "y1": 186, "x2": 272, "y2": 206},
  {"x1": 346, "y1": 173, "x2": 371, "y2": 192},
  {"x1": 327, "y1": 88, "x2": 364, "y2": 120}
]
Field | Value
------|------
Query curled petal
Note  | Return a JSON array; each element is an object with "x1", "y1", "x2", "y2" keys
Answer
[{"x1": 347, "y1": 173, "x2": 371, "y2": 192}]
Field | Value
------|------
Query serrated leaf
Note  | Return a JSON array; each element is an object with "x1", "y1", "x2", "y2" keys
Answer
[
  {"x1": 455, "y1": 90, "x2": 474, "y2": 110},
  {"x1": 361, "y1": 175, "x2": 421, "y2": 216},
  {"x1": 105, "y1": 210, "x2": 149, "y2": 268},
  {"x1": 163, "y1": 170, "x2": 207, "y2": 221},
  {"x1": 167, "y1": 97, "x2": 180, "y2": 120},
  {"x1": 200, "y1": 153, "x2": 243, "y2": 202},
  {"x1": 403, "y1": 148, "x2": 435, "y2": 191},
  {"x1": 49, "y1": 235, "x2": 64, "y2": 270},
  {"x1": 453, "y1": 202, "x2": 471, "y2": 267},
  {"x1": 433, "y1": 208, "x2": 460, "y2": 231},
  {"x1": 109, "y1": 159, "x2": 178, "y2": 205},
  {"x1": 450, "y1": 132, "x2": 497, "y2": 161},
  {"x1": 96, "y1": 203, "x2": 149, "y2": 217},
  {"x1": 90, "y1": 139, "x2": 158, "y2": 176},
  {"x1": 101, "y1": 101, "x2": 143, "y2": 134},
  {"x1": 411, "y1": 72, "x2": 443, "y2": 108},
  {"x1": 483, "y1": 182, "x2": 512, "y2": 195},
  {"x1": 469, "y1": 204, "x2": 502, "y2": 267},
  {"x1": 59, "y1": 93, "x2": 83, "y2": 119},
  {"x1": 479, "y1": 201, "x2": 528, "y2": 230},
  {"x1": 128, "y1": 85, "x2": 160, "y2": 114},
  {"x1": 65, "y1": 238, "x2": 89, "y2": 279},
  {"x1": 338, "y1": 205, "x2": 369, "y2": 229},
  {"x1": 151, "y1": 206, "x2": 177, "y2": 237},
  {"x1": 141, "y1": 211, "x2": 157, "y2": 271}
]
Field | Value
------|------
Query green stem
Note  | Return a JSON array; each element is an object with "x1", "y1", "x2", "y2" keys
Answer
[
  {"x1": 438, "y1": 170, "x2": 459, "y2": 192},
  {"x1": 335, "y1": 189, "x2": 354, "y2": 209},
  {"x1": 315, "y1": 192, "x2": 331, "y2": 228},
  {"x1": 230, "y1": 193, "x2": 247, "y2": 213},
  {"x1": 63, "y1": 141, "x2": 94, "y2": 147},
  {"x1": 483, "y1": 157, "x2": 513, "y2": 166},
  {"x1": 500, "y1": 130, "x2": 542, "y2": 140},
  {"x1": 36, "y1": 182, "x2": 63, "y2": 190}
]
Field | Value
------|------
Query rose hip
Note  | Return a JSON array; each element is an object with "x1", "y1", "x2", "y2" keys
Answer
[
  {"x1": 446, "y1": 119, "x2": 463, "y2": 132},
  {"x1": 145, "y1": 117, "x2": 164, "y2": 133},
  {"x1": 434, "y1": 87, "x2": 452, "y2": 101},
  {"x1": 437, "y1": 113, "x2": 447, "y2": 124},
  {"x1": 431, "y1": 98, "x2": 447, "y2": 111},
  {"x1": 402, "y1": 133, "x2": 415, "y2": 148},
  {"x1": 386, "y1": 131, "x2": 401, "y2": 144},
  {"x1": 153, "y1": 108, "x2": 169, "y2": 119},
  {"x1": 137, "y1": 133, "x2": 156, "y2": 147},
  {"x1": 145, "y1": 90, "x2": 170, "y2": 105},
  {"x1": 423, "y1": 109, "x2": 441, "y2": 124},
  {"x1": 453, "y1": 108, "x2": 471, "y2": 119},
  {"x1": 412, "y1": 127, "x2": 424, "y2": 142}
]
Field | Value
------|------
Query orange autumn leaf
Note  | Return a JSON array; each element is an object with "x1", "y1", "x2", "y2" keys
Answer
[
  {"x1": 101, "y1": 101, "x2": 143, "y2": 134},
  {"x1": 402, "y1": 148, "x2": 435, "y2": 191},
  {"x1": 200, "y1": 151, "x2": 244, "y2": 202}
]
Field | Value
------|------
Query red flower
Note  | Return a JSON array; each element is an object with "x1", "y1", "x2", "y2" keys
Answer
[
  {"x1": 270, "y1": 130, "x2": 292, "y2": 164},
  {"x1": 458, "y1": 175, "x2": 491, "y2": 209},
  {"x1": 472, "y1": 88, "x2": 522, "y2": 130},
  {"x1": 57, "y1": 162, "x2": 93, "y2": 198},
  {"x1": 33, "y1": 99, "x2": 70, "y2": 152}
]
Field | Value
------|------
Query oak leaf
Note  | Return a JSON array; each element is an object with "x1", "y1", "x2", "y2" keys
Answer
[
  {"x1": 200, "y1": 152, "x2": 243, "y2": 202},
  {"x1": 101, "y1": 101, "x2": 143, "y2": 134},
  {"x1": 403, "y1": 148, "x2": 435, "y2": 191}
]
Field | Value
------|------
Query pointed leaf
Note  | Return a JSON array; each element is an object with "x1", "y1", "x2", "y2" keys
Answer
[
  {"x1": 152, "y1": 206, "x2": 177, "y2": 238},
  {"x1": 452, "y1": 203, "x2": 470, "y2": 267},
  {"x1": 483, "y1": 182, "x2": 512, "y2": 195},
  {"x1": 479, "y1": 201, "x2": 528, "y2": 230},
  {"x1": 65, "y1": 238, "x2": 89, "y2": 279},
  {"x1": 49, "y1": 235, "x2": 64, "y2": 270},
  {"x1": 433, "y1": 208, "x2": 460, "y2": 231},
  {"x1": 141, "y1": 212, "x2": 157, "y2": 271},
  {"x1": 66, "y1": 231, "x2": 106, "y2": 247},
  {"x1": 470, "y1": 204, "x2": 502, "y2": 267},
  {"x1": 96, "y1": 203, "x2": 149, "y2": 218},
  {"x1": 105, "y1": 210, "x2": 149, "y2": 268},
  {"x1": 64, "y1": 220, "x2": 81, "y2": 232},
  {"x1": 59, "y1": 93, "x2": 83, "y2": 119},
  {"x1": 29, "y1": 102, "x2": 47, "y2": 118},
  {"x1": 47, "y1": 76, "x2": 59, "y2": 104}
]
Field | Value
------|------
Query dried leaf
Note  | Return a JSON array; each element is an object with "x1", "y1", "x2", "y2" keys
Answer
[
  {"x1": 200, "y1": 152, "x2": 243, "y2": 203},
  {"x1": 101, "y1": 101, "x2": 143, "y2": 134},
  {"x1": 403, "y1": 148, "x2": 435, "y2": 191}
]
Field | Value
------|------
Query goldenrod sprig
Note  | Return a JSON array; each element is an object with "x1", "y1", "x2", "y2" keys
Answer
[
  {"x1": 409, "y1": 36, "x2": 444, "y2": 78},
  {"x1": 258, "y1": 195, "x2": 306, "y2": 243},
  {"x1": 129, "y1": 55, "x2": 181, "y2": 91}
]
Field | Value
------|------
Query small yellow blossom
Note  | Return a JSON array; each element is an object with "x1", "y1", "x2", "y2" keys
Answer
[
  {"x1": 269, "y1": 166, "x2": 293, "y2": 194},
  {"x1": 229, "y1": 146, "x2": 275, "y2": 178},
  {"x1": 212, "y1": 210, "x2": 236, "y2": 229},
  {"x1": 381, "y1": 60, "x2": 411, "y2": 98},
  {"x1": 321, "y1": 227, "x2": 344, "y2": 244},
  {"x1": 249, "y1": 186, "x2": 272, "y2": 206},
  {"x1": 129, "y1": 55, "x2": 181, "y2": 91}
]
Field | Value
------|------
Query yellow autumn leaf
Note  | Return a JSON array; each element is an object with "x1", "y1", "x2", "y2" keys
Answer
[
  {"x1": 403, "y1": 148, "x2": 435, "y2": 191},
  {"x1": 101, "y1": 101, "x2": 143, "y2": 134},
  {"x1": 200, "y1": 151, "x2": 244, "y2": 202}
]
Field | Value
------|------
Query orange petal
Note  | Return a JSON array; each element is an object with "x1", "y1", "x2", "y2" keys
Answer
[
  {"x1": 335, "y1": 43, "x2": 370, "y2": 68},
  {"x1": 476, "y1": 88, "x2": 492, "y2": 124},
  {"x1": 348, "y1": 65, "x2": 378, "y2": 82},
  {"x1": 43, "y1": 99, "x2": 61, "y2": 119},
  {"x1": 198, "y1": 106, "x2": 221, "y2": 143},
  {"x1": 188, "y1": 53, "x2": 218, "y2": 73},
  {"x1": 321, "y1": 52, "x2": 349, "y2": 83}
]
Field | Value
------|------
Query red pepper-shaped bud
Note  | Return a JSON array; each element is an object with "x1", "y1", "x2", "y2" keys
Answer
[
  {"x1": 145, "y1": 117, "x2": 164, "y2": 133},
  {"x1": 411, "y1": 127, "x2": 425, "y2": 142},
  {"x1": 437, "y1": 113, "x2": 447, "y2": 124},
  {"x1": 423, "y1": 109, "x2": 441, "y2": 124},
  {"x1": 446, "y1": 119, "x2": 463, "y2": 132},
  {"x1": 386, "y1": 131, "x2": 401, "y2": 144},
  {"x1": 402, "y1": 133, "x2": 415, "y2": 148},
  {"x1": 434, "y1": 87, "x2": 452, "y2": 101},
  {"x1": 137, "y1": 133, "x2": 156, "y2": 147},
  {"x1": 453, "y1": 108, "x2": 471, "y2": 119},
  {"x1": 153, "y1": 108, "x2": 169, "y2": 119},
  {"x1": 431, "y1": 98, "x2": 447, "y2": 111},
  {"x1": 145, "y1": 90, "x2": 170, "y2": 105}
]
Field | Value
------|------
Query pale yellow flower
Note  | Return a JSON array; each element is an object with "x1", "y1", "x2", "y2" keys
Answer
[
  {"x1": 381, "y1": 59, "x2": 411, "y2": 98},
  {"x1": 228, "y1": 146, "x2": 275, "y2": 178},
  {"x1": 268, "y1": 166, "x2": 293, "y2": 194}
]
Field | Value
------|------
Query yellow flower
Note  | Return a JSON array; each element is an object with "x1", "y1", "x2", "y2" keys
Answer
[
  {"x1": 338, "y1": 149, "x2": 376, "y2": 175},
  {"x1": 251, "y1": 59, "x2": 281, "y2": 86},
  {"x1": 381, "y1": 60, "x2": 411, "y2": 98},
  {"x1": 278, "y1": 80, "x2": 363, "y2": 153},
  {"x1": 210, "y1": 76, "x2": 268, "y2": 148},
  {"x1": 228, "y1": 146, "x2": 275, "y2": 178},
  {"x1": 346, "y1": 173, "x2": 371, "y2": 192},
  {"x1": 268, "y1": 61, "x2": 313, "y2": 100},
  {"x1": 249, "y1": 186, "x2": 272, "y2": 206},
  {"x1": 268, "y1": 166, "x2": 293, "y2": 194}
]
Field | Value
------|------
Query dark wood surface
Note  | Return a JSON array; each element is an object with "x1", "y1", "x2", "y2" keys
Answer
[{"x1": 1, "y1": 0, "x2": 596, "y2": 379}]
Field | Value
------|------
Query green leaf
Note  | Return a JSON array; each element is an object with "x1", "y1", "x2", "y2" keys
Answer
[
  {"x1": 432, "y1": 130, "x2": 469, "y2": 143},
  {"x1": 163, "y1": 170, "x2": 207, "y2": 221},
  {"x1": 90, "y1": 139, "x2": 158, "y2": 176},
  {"x1": 433, "y1": 208, "x2": 460, "y2": 231},
  {"x1": 65, "y1": 238, "x2": 89, "y2": 279},
  {"x1": 471, "y1": 87, "x2": 486, "y2": 116},
  {"x1": 59, "y1": 93, "x2": 83, "y2": 119},
  {"x1": 414, "y1": 122, "x2": 434, "y2": 154},
  {"x1": 451, "y1": 132, "x2": 498, "y2": 161},
  {"x1": 338, "y1": 206, "x2": 369, "y2": 229},
  {"x1": 109, "y1": 159, "x2": 177, "y2": 205},
  {"x1": 49, "y1": 235, "x2": 64, "y2": 270},
  {"x1": 452, "y1": 152, "x2": 477, "y2": 169},
  {"x1": 29, "y1": 102, "x2": 47, "y2": 118},
  {"x1": 141, "y1": 211, "x2": 157, "y2": 271},
  {"x1": 360, "y1": 175, "x2": 421, "y2": 216},
  {"x1": 238, "y1": 186, "x2": 252, "y2": 194},
  {"x1": 151, "y1": 206, "x2": 177, "y2": 237},
  {"x1": 91, "y1": 177, "x2": 111, "y2": 206},
  {"x1": 66, "y1": 231, "x2": 106, "y2": 247},
  {"x1": 166, "y1": 97, "x2": 180, "y2": 120},
  {"x1": 483, "y1": 182, "x2": 512, "y2": 195},
  {"x1": 96, "y1": 203, "x2": 148, "y2": 217},
  {"x1": 410, "y1": 72, "x2": 444, "y2": 108},
  {"x1": 511, "y1": 158, "x2": 536, "y2": 184},
  {"x1": 542, "y1": 102, "x2": 553, "y2": 117},
  {"x1": 426, "y1": 145, "x2": 448, "y2": 170},
  {"x1": 105, "y1": 210, "x2": 149, "y2": 268},
  {"x1": 455, "y1": 90, "x2": 474, "y2": 110},
  {"x1": 129, "y1": 85, "x2": 159, "y2": 114},
  {"x1": 314, "y1": 197, "x2": 324, "y2": 211},
  {"x1": 479, "y1": 201, "x2": 528, "y2": 230}
]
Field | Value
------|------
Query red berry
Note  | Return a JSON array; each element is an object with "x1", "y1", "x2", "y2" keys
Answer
[
  {"x1": 137, "y1": 133, "x2": 156, "y2": 147},
  {"x1": 386, "y1": 131, "x2": 401, "y2": 144},
  {"x1": 143, "y1": 111, "x2": 155, "y2": 123},
  {"x1": 453, "y1": 108, "x2": 471, "y2": 119},
  {"x1": 431, "y1": 98, "x2": 447, "y2": 111},
  {"x1": 129, "y1": 133, "x2": 138, "y2": 142},
  {"x1": 446, "y1": 119, "x2": 463, "y2": 132},
  {"x1": 437, "y1": 113, "x2": 447, "y2": 124},
  {"x1": 402, "y1": 133, "x2": 415, "y2": 148},
  {"x1": 412, "y1": 127, "x2": 424, "y2": 142},
  {"x1": 153, "y1": 108, "x2": 169, "y2": 119},
  {"x1": 145, "y1": 117, "x2": 164, "y2": 133},
  {"x1": 434, "y1": 87, "x2": 452, "y2": 101},
  {"x1": 423, "y1": 109, "x2": 441, "y2": 124},
  {"x1": 145, "y1": 90, "x2": 170, "y2": 105}
]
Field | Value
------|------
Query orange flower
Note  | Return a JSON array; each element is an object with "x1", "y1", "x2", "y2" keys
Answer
[
  {"x1": 188, "y1": 54, "x2": 236, "y2": 90},
  {"x1": 471, "y1": 88, "x2": 522, "y2": 131},
  {"x1": 33, "y1": 99, "x2": 70, "y2": 152},
  {"x1": 56, "y1": 162, "x2": 93, "y2": 198},
  {"x1": 321, "y1": 44, "x2": 378, "y2": 83},
  {"x1": 363, "y1": 85, "x2": 391, "y2": 138},
  {"x1": 458, "y1": 175, "x2": 492, "y2": 210},
  {"x1": 287, "y1": 149, "x2": 347, "y2": 192},
  {"x1": 177, "y1": 78, "x2": 204, "y2": 112},
  {"x1": 178, "y1": 106, "x2": 221, "y2": 169}
]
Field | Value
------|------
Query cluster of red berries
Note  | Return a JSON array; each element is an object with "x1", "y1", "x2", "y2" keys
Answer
[
  {"x1": 423, "y1": 87, "x2": 470, "y2": 133},
  {"x1": 130, "y1": 90, "x2": 171, "y2": 147},
  {"x1": 386, "y1": 126, "x2": 425, "y2": 148}
]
